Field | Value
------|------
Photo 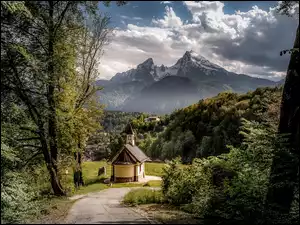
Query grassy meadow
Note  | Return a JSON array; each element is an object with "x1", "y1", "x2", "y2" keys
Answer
[
  {"x1": 73, "y1": 161, "x2": 167, "y2": 195},
  {"x1": 123, "y1": 188, "x2": 164, "y2": 206}
]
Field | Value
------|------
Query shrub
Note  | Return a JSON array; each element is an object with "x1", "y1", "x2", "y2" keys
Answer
[
  {"x1": 161, "y1": 119, "x2": 298, "y2": 224},
  {"x1": 162, "y1": 158, "x2": 200, "y2": 205},
  {"x1": 1, "y1": 143, "x2": 37, "y2": 224}
]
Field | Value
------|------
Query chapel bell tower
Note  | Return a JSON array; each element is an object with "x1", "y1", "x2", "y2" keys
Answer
[{"x1": 124, "y1": 123, "x2": 135, "y2": 146}]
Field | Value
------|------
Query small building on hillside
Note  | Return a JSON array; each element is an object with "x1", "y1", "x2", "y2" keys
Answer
[
  {"x1": 110, "y1": 123, "x2": 150, "y2": 183},
  {"x1": 144, "y1": 116, "x2": 160, "y2": 122}
]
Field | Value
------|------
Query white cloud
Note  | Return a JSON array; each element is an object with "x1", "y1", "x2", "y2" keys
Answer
[
  {"x1": 133, "y1": 17, "x2": 143, "y2": 20},
  {"x1": 99, "y1": 2, "x2": 298, "y2": 80},
  {"x1": 160, "y1": 1, "x2": 172, "y2": 4},
  {"x1": 120, "y1": 15, "x2": 143, "y2": 20},
  {"x1": 152, "y1": 6, "x2": 183, "y2": 28}
]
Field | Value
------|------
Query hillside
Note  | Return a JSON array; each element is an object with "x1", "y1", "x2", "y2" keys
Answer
[
  {"x1": 138, "y1": 86, "x2": 282, "y2": 162},
  {"x1": 101, "y1": 110, "x2": 143, "y2": 133},
  {"x1": 122, "y1": 76, "x2": 200, "y2": 113}
]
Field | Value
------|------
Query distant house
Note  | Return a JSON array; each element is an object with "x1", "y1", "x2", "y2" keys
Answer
[
  {"x1": 144, "y1": 116, "x2": 160, "y2": 122},
  {"x1": 109, "y1": 123, "x2": 150, "y2": 183}
]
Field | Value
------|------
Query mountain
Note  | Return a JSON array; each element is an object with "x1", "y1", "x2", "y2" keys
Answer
[
  {"x1": 275, "y1": 78, "x2": 285, "y2": 86},
  {"x1": 121, "y1": 76, "x2": 200, "y2": 113},
  {"x1": 110, "y1": 58, "x2": 156, "y2": 85},
  {"x1": 97, "y1": 51, "x2": 276, "y2": 113}
]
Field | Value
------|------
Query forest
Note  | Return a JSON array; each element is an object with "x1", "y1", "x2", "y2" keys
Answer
[
  {"x1": 137, "y1": 86, "x2": 282, "y2": 162},
  {"x1": 1, "y1": 1, "x2": 299, "y2": 224}
]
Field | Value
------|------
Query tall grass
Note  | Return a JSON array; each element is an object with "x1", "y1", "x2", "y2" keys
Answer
[
  {"x1": 123, "y1": 188, "x2": 164, "y2": 206},
  {"x1": 145, "y1": 162, "x2": 167, "y2": 176}
]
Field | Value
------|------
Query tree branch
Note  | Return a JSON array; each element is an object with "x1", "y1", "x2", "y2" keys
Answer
[
  {"x1": 19, "y1": 144, "x2": 42, "y2": 149},
  {"x1": 20, "y1": 126, "x2": 40, "y2": 134},
  {"x1": 53, "y1": 1, "x2": 72, "y2": 38},
  {"x1": 17, "y1": 137, "x2": 40, "y2": 141},
  {"x1": 22, "y1": 151, "x2": 43, "y2": 168},
  {"x1": 7, "y1": 52, "x2": 42, "y2": 124}
]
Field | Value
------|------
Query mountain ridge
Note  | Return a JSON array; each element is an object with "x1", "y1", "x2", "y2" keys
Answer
[{"x1": 97, "y1": 51, "x2": 277, "y2": 113}]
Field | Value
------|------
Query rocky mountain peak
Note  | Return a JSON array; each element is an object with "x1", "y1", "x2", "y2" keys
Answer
[
  {"x1": 138, "y1": 58, "x2": 154, "y2": 69},
  {"x1": 183, "y1": 50, "x2": 192, "y2": 59},
  {"x1": 174, "y1": 51, "x2": 194, "y2": 68}
]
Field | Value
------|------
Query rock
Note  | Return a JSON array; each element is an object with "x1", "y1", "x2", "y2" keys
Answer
[{"x1": 98, "y1": 166, "x2": 106, "y2": 176}]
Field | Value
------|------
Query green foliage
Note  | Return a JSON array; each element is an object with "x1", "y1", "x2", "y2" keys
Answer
[
  {"x1": 162, "y1": 158, "x2": 198, "y2": 205},
  {"x1": 276, "y1": 1, "x2": 299, "y2": 17},
  {"x1": 280, "y1": 48, "x2": 299, "y2": 56},
  {"x1": 149, "y1": 86, "x2": 282, "y2": 162},
  {"x1": 123, "y1": 189, "x2": 164, "y2": 206},
  {"x1": 107, "y1": 133, "x2": 125, "y2": 157},
  {"x1": 1, "y1": 1, "x2": 32, "y2": 17},
  {"x1": 1, "y1": 143, "x2": 37, "y2": 224},
  {"x1": 160, "y1": 119, "x2": 298, "y2": 224},
  {"x1": 102, "y1": 111, "x2": 143, "y2": 133},
  {"x1": 99, "y1": 111, "x2": 166, "y2": 160},
  {"x1": 138, "y1": 133, "x2": 157, "y2": 156}
]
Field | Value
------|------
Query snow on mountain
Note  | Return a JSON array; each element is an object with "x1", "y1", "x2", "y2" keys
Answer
[
  {"x1": 109, "y1": 50, "x2": 229, "y2": 84},
  {"x1": 98, "y1": 50, "x2": 276, "y2": 113},
  {"x1": 172, "y1": 50, "x2": 227, "y2": 76},
  {"x1": 110, "y1": 58, "x2": 156, "y2": 84}
]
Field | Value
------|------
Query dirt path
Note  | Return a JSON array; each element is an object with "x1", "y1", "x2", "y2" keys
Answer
[
  {"x1": 138, "y1": 175, "x2": 162, "y2": 183},
  {"x1": 65, "y1": 188, "x2": 159, "y2": 224}
]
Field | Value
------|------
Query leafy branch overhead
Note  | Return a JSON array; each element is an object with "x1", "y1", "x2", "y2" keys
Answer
[
  {"x1": 1, "y1": 1, "x2": 124, "y2": 196},
  {"x1": 280, "y1": 48, "x2": 299, "y2": 56}
]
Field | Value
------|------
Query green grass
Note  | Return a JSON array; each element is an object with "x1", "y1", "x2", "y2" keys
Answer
[
  {"x1": 82, "y1": 161, "x2": 112, "y2": 185},
  {"x1": 123, "y1": 188, "x2": 164, "y2": 206},
  {"x1": 72, "y1": 161, "x2": 164, "y2": 195},
  {"x1": 75, "y1": 183, "x2": 109, "y2": 195},
  {"x1": 75, "y1": 180, "x2": 162, "y2": 195},
  {"x1": 80, "y1": 161, "x2": 167, "y2": 182},
  {"x1": 146, "y1": 180, "x2": 162, "y2": 187},
  {"x1": 145, "y1": 162, "x2": 167, "y2": 176},
  {"x1": 145, "y1": 162, "x2": 187, "y2": 176}
]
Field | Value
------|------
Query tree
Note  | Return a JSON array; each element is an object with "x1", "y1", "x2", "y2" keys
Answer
[
  {"x1": 1, "y1": 1, "x2": 125, "y2": 195},
  {"x1": 108, "y1": 133, "x2": 125, "y2": 157},
  {"x1": 265, "y1": 0, "x2": 300, "y2": 220}
]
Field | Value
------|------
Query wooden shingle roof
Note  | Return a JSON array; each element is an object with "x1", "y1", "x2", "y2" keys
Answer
[
  {"x1": 124, "y1": 144, "x2": 149, "y2": 162},
  {"x1": 111, "y1": 144, "x2": 150, "y2": 164}
]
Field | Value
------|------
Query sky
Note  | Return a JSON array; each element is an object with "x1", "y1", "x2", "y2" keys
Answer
[{"x1": 97, "y1": 1, "x2": 299, "y2": 81}]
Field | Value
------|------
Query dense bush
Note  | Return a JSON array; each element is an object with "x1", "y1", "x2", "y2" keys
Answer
[
  {"x1": 1, "y1": 143, "x2": 37, "y2": 224},
  {"x1": 161, "y1": 119, "x2": 298, "y2": 224}
]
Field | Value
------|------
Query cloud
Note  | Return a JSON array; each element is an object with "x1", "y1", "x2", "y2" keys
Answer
[
  {"x1": 152, "y1": 6, "x2": 183, "y2": 28},
  {"x1": 182, "y1": 2, "x2": 298, "y2": 73},
  {"x1": 160, "y1": 1, "x2": 172, "y2": 4},
  {"x1": 120, "y1": 15, "x2": 143, "y2": 20},
  {"x1": 99, "y1": 1, "x2": 298, "y2": 80}
]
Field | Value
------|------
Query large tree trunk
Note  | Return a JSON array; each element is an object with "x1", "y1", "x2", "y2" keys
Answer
[
  {"x1": 265, "y1": 25, "x2": 300, "y2": 220},
  {"x1": 48, "y1": 164, "x2": 65, "y2": 195},
  {"x1": 74, "y1": 143, "x2": 84, "y2": 188},
  {"x1": 46, "y1": 1, "x2": 65, "y2": 196},
  {"x1": 39, "y1": 126, "x2": 65, "y2": 196}
]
